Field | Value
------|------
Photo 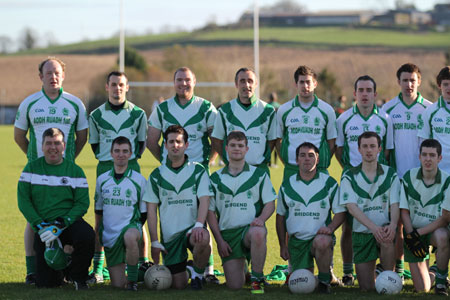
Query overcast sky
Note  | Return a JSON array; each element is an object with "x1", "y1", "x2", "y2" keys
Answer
[{"x1": 0, "y1": 0, "x2": 441, "y2": 49}]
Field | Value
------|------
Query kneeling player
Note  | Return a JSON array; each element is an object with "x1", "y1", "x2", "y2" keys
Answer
[
  {"x1": 276, "y1": 142, "x2": 345, "y2": 293},
  {"x1": 95, "y1": 136, "x2": 147, "y2": 291},
  {"x1": 340, "y1": 131, "x2": 400, "y2": 291},
  {"x1": 144, "y1": 125, "x2": 212, "y2": 290},
  {"x1": 208, "y1": 131, "x2": 276, "y2": 294},
  {"x1": 400, "y1": 139, "x2": 450, "y2": 295}
]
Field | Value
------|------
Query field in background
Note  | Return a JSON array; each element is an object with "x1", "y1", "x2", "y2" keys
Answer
[{"x1": 0, "y1": 125, "x2": 440, "y2": 299}]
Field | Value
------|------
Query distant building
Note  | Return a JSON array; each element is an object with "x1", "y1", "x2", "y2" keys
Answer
[
  {"x1": 370, "y1": 9, "x2": 431, "y2": 26},
  {"x1": 431, "y1": 4, "x2": 450, "y2": 26}
]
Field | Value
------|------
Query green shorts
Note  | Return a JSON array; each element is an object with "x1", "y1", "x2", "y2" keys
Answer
[
  {"x1": 96, "y1": 159, "x2": 140, "y2": 177},
  {"x1": 403, "y1": 231, "x2": 431, "y2": 263},
  {"x1": 220, "y1": 226, "x2": 250, "y2": 265},
  {"x1": 162, "y1": 227, "x2": 193, "y2": 267},
  {"x1": 104, "y1": 223, "x2": 142, "y2": 267},
  {"x1": 288, "y1": 236, "x2": 314, "y2": 270},
  {"x1": 352, "y1": 232, "x2": 379, "y2": 264}
]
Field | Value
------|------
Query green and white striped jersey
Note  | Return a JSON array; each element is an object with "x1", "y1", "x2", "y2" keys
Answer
[
  {"x1": 148, "y1": 95, "x2": 217, "y2": 166},
  {"x1": 143, "y1": 159, "x2": 213, "y2": 243},
  {"x1": 383, "y1": 93, "x2": 431, "y2": 178},
  {"x1": 418, "y1": 97, "x2": 450, "y2": 174},
  {"x1": 212, "y1": 95, "x2": 277, "y2": 165},
  {"x1": 277, "y1": 171, "x2": 344, "y2": 240},
  {"x1": 209, "y1": 163, "x2": 276, "y2": 231},
  {"x1": 339, "y1": 164, "x2": 400, "y2": 233},
  {"x1": 277, "y1": 95, "x2": 337, "y2": 170},
  {"x1": 400, "y1": 167, "x2": 450, "y2": 229},
  {"x1": 336, "y1": 105, "x2": 393, "y2": 168},
  {"x1": 95, "y1": 168, "x2": 147, "y2": 248},
  {"x1": 89, "y1": 100, "x2": 147, "y2": 162},
  {"x1": 14, "y1": 88, "x2": 88, "y2": 162}
]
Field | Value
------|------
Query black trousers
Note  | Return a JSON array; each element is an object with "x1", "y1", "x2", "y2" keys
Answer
[{"x1": 34, "y1": 218, "x2": 95, "y2": 288}]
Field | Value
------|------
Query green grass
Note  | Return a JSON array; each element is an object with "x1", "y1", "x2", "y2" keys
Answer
[
  {"x1": 13, "y1": 26, "x2": 450, "y2": 55},
  {"x1": 0, "y1": 125, "x2": 440, "y2": 298}
]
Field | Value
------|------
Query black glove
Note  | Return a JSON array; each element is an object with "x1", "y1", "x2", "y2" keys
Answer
[{"x1": 404, "y1": 229, "x2": 427, "y2": 258}]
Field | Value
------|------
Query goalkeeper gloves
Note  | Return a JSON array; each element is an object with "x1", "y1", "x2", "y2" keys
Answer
[
  {"x1": 39, "y1": 219, "x2": 66, "y2": 244},
  {"x1": 404, "y1": 229, "x2": 427, "y2": 258}
]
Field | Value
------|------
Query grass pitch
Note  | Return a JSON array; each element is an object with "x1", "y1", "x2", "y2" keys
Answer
[{"x1": 0, "y1": 125, "x2": 438, "y2": 298}]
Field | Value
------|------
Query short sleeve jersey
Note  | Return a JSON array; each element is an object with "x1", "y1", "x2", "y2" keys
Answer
[
  {"x1": 418, "y1": 97, "x2": 450, "y2": 174},
  {"x1": 209, "y1": 163, "x2": 276, "y2": 231},
  {"x1": 142, "y1": 159, "x2": 213, "y2": 243},
  {"x1": 148, "y1": 95, "x2": 217, "y2": 166},
  {"x1": 336, "y1": 105, "x2": 394, "y2": 168},
  {"x1": 277, "y1": 171, "x2": 345, "y2": 240},
  {"x1": 277, "y1": 95, "x2": 337, "y2": 170},
  {"x1": 400, "y1": 167, "x2": 450, "y2": 229},
  {"x1": 89, "y1": 100, "x2": 147, "y2": 162},
  {"x1": 95, "y1": 168, "x2": 147, "y2": 248},
  {"x1": 339, "y1": 164, "x2": 400, "y2": 233},
  {"x1": 383, "y1": 93, "x2": 431, "y2": 178},
  {"x1": 211, "y1": 95, "x2": 277, "y2": 165},
  {"x1": 14, "y1": 88, "x2": 88, "y2": 162}
]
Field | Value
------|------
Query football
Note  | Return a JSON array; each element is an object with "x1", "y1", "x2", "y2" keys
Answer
[
  {"x1": 288, "y1": 269, "x2": 316, "y2": 294},
  {"x1": 144, "y1": 264, "x2": 172, "y2": 290},
  {"x1": 375, "y1": 270, "x2": 403, "y2": 294}
]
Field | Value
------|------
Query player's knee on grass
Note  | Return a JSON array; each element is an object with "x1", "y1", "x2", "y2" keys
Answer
[{"x1": 224, "y1": 259, "x2": 245, "y2": 290}]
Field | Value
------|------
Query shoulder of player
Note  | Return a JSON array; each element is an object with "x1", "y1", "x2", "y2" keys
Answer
[
  {"x1": 60, "y1": 91, "x2": 84, "y2": 105},
  {"x1": 89, "y1": 102, "x2": 106, "y2": 117},
  {"x1": 382, "y1": 97, "x2": 400, "y2": 112},
  {"x1": 277, "y1": 98, "x2": 295, "y2": 113},
  {"x1": 128, "y1": 169, "x2": 147, "y2": 184},
  {"x1": 20, "y1": 91, "x2": 44, "y2": 105},
  {"x1": 336, "y1": 107, "x2": 354, "y2": 122}
]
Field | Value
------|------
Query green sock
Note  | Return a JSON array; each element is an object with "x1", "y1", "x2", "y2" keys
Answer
[
  {"x1": 26, "y1": 256, "x2": 36, "y2": 275},
  {"x1": 208, "y1": 254, "x2": 214, "y2": 266},
  {"x1": 395, "y1": 259, "x2": 404, "y2": 276},
  {"x1": 193, "y1": 266, "x2": 205, "y2": 275},
  {"x1": 139, "y1": 257, "x2": 148, "y2": 265},
  {"x1": 343, "y1": 263, "x2": 353, "y2": 275},
  {"x1": 318, "y1": 272, "x2": 331, "y2": 284},
  {"x1": 93, "y1": 251, "x2": 105, "y2": 275},
  {"x1": 127, "y1": 264, "x2": 138, "y2": 282},
  {"x1": 436, "y1": 268, "x2": 448, "y2": 286},
  {"x1": 251, "y1": 271, "x2": 264, "y2": 282}
]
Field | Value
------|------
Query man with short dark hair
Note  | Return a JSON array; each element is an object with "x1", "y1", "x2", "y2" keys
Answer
[{"x1": 18, "y1": 128, "x2": 94, "y2": 290}]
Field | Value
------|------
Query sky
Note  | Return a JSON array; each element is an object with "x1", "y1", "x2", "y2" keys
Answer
[{"x1": 0, "y1": 0, "x2": 442, "y2": 50}]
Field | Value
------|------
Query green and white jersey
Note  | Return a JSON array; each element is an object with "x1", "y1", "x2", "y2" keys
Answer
[
  {"x1": 143, "y1": 158, "x2": 213, "y2": 243},
  {"x1": 400, "y1": 167, "x2": 450, "y2": 229},
  {"x1": 95, "y1": 168, "x2": 147, "y2": 248},
  {"x1": 211, "y1": 95, "x2": 277, "y2": 165},
  {"x1": 339, "y1": 164, "x2": 400, "y2": 233},
  {"x1": 336, "y1": 105, "x2": 394, "y2": 168},
  {"x1": 14, "y1": 88, "x2": 88, "y2": 162},
  {"x1": 277, "y1": 172, "x2": 345, "y2": 240},
  {"x1": 418, "y1": 97, "x2": 450, "y2": 174},
  {"x1": 209, "y1": 163, "x2": 276, "y2": 231},
  {"x1": 383, "y1": 93, "x2": 431, "y2": 178},
  {"x1": 17, "y1": 157, "x2": 89, "y2": 231},
  {"x1": 277, "y1": 95, "x2": 337, "y2": 170},
  {"x1": 89, "y1": 100, "x2": 147, "y2": 162},
  {"x1": 148, "y1": 95, "x2": 217, "y2": 166}
]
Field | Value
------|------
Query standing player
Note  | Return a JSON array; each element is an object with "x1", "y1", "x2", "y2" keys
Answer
[
  {"x1": 95, "y1": 136, "x2": 147, "y2": 291},
  {"x1": 339, "y1": 131, "x2": 400, "y2": 291},
  {"x1": 418, "y1": 66, "x2": 450, "y2": 174},
  {"x1": 146, "y1": 67, "x2": 218, "y2": 282},
  {"x1": 276, "y1": 142, "x2": 346, "y2": 293},
  {"x1": 277, "y1": 65, "x2": 337, "y2": 177},
  {"x1": 207, "y1": 131, "x2": 276, "y2": 294},
  {"x1": 143, "y1": 125, "x2": 212, "y2": 290},
  {"x1": 400, "y1": 139, "x2": 450, "y2": 295},
  {"x1": 336, "y1": 75, "x2": 394, "y2": 284},
  {"x1": 14, "y1": 57, "x2": 88, "y2": 284},
  {"x1": 382, "y1": 63, "x2": 432, "y2": 281},
  {"x1": 17, "y1": 128, "x2": 94, "y2": 289},
  {"x1": 212, "y1": 67, "x2": 277, "y2": 172}
]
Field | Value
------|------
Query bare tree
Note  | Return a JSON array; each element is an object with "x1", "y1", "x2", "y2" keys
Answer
[
  {"x1": 19, "y1": 27, "x2": 38, "y2": 50},
  {"x1": 260, "y1": 0, "x2": 306, "y2": 14}
]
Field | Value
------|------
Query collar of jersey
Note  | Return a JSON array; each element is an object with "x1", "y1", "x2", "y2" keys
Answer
[
  {"x1": 296, "y1": 170, "x2": 320, "y2": 184},
  {"x1": 353, "y1": 103, "x2": 378, "y2": 121},
  {"x1": 42, "y1": 87, "x2": 63, "y2": 104},
  {"x1": 174, "y1": 94, "x2": 195, "y2": 109},
  {"x1": 351, "y1": 163, "x2": 384, "y2": 184},
  {"x1": 105, "y1": 99, "x2": 129, "y2": 111},
  {"x1": 398, "y1": 92, "x2": 423, "y2": 109},
  {"x1": 222, "y1": 162, "x2": 250, "y2": 177},
  {"x1": 293, "y1": 94, "x2": 318, "y2": 113},
  {"x1": 437, "y1": 96, "x2": 450, "y2": 114},
  {"x1": 109, "y1": 166, "x2": 132, "y2": 184},
  {"x1": 166, "y1": 155, "x2": 189, "y2": 173},
  {"x1": 236, "y1": 94, "x2": 257, "y2": 110},
  {"x1": 416, "y1": 167, "x2": 442, "y2": 185}
]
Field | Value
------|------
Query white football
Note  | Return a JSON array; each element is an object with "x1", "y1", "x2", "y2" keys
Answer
[
  {"x1": 375, "y1": 270, "x2": 402, "y2": 294},
  {"x1": 144, "y1": 264, "x2": 172, "y2": 290},
  {"x1": 288, "y1": 269, "x2": 316, "y2": 294}
]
